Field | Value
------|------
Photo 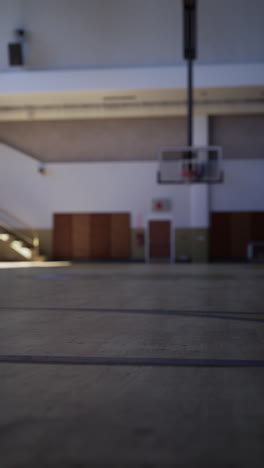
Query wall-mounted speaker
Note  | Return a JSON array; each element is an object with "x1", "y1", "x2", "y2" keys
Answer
[{"x1": 8, "y1": 42, "x2": 24, "y2": 66}]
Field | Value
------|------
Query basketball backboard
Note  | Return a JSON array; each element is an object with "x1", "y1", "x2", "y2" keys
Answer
[{"x1": 157, "y1": 146, "x2": 223, "y2": 184}]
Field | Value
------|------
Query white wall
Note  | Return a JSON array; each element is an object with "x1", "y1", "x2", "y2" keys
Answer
[
  {"x1": 1, "y1": 0, "x2": 263, "y2": 70},
  {"x1": 0, "y1": 143, "x2": 190, "y2": 229},
  {"x1": 1, "y1": 145, "x2": 264, "y2": 232},
  {"x1": 211, "y1": 160, "x2": 264, "y2": 212}
]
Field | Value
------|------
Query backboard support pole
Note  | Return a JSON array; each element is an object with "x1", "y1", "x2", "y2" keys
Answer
[
  {"x1": 157, "y1": 2, "x2": 223, "y2": 185},
  {"x1": 187, "y1": 57, "x2": 193, "y2": 147},
  {"x1": 183, "y1": 0, "x2": 197, "y2": 149}
]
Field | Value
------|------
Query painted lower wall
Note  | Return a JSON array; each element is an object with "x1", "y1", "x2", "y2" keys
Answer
[
  {"x1": 131, "y1": 229, "x2": 145, "y2": 261},
  {"x1": 131, "y1": 227, "x2": 208, "y2": 262},
  {"x1": 175, "y1": 228, "x2": 208, "y2": 263}
]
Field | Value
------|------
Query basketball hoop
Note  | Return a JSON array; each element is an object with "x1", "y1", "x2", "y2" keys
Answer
[
  {"x1": 157, "y1": 146, "x2": 223, "y2": 184},
  {"x1": 181, "y1": 168, "x2": 197, "y2": 179}
]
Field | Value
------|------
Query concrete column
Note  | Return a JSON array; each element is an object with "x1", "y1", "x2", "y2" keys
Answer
[{"x1": 190, "y1": 115, "x2": 210, "y2": 261}]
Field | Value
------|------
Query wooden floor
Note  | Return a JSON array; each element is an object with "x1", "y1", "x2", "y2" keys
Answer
[{"x1": 0, "y1": 262, "x2": 264, "y2": 467}]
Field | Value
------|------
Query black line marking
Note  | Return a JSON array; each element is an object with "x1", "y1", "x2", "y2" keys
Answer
[
  {"x1": 0, "y1": 307, "x2": 263, "y2": 323},
  {"x1": 0, "y1": 306, "x2": 263, "y2": 315},
  {"x1": 1, "y1": 355, "x2": 264, "y2": 367}
]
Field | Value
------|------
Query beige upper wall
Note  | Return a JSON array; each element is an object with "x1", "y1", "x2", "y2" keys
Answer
[{"x1": 0, "y1": 117, "x2": 186, "y2": 162}]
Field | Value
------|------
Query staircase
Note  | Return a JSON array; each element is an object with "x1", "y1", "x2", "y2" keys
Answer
[{"x1": 0, "y1": 208, "x2": 45, "y2": 261}]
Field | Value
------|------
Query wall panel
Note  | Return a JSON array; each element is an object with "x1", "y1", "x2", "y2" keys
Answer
[
  {"x1": 111, "y1": 213, "x2": 131, "y2": 259},
  {"x1": 230, "y1": 212, "x2": 251, "y2": 259},
  {"x1": 90, "y1": 214, "x2": 111, "y2": 259},
  {"x1": 210, "y1": 211, "x2": 264, "y2": 260},
  {"x1": 72, "y1": 214, "x2": 91, "y2": 259},
  {"x1": 53, "y1": 214, "x2": 72, "y2": 259},
  {"x1": 210, "y1": 213, "x2": 231, "y2": 260},
  {"x1": 251, "y1": 212, "x2": 264, "y2": 241}
]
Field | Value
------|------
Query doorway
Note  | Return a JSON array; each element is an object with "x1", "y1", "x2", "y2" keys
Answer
[{"x1": 146, "y1": 218, "x2": 174, "y2": 263}]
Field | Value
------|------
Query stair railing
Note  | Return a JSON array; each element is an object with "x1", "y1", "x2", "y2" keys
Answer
[{"x1": 0, "y1": 208, "x2": 39, "y2": 254}]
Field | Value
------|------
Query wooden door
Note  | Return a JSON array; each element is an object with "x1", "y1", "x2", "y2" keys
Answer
[
  {"x1": 72, "y1": 214, "x2": 91, "y2": 259},
  {"x1": 149, "y1": 220, "x2": 171, "y2": 259},
  {"x1": 251, "y1": 212, "x2": 264, "y2": 241},
  {"x1": 209, "y1": 212, "x2": 231, "y2": 260},
  {"x1": 90, "y1": 214, "x2": 111, "y2": 259},
  {"x1": 210, "y1": 212, "x2": 264, "y2": 261},
  {"x1": 53, "y1": 214, "x2": 73, "y2": 259},
  {"x1": 111, "y1": 213, "x2": 130, "y2": 259},
  {"x1": 230, "y1": 212, "x2": 251, "y2": 260}
]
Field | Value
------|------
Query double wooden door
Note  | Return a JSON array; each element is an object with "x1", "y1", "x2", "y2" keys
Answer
[
  {"x1": 53, "y1": 213, "x2": 130, "y2": 260},
  {"x1": 210, "y1": 212, "x2": 264, "y2": 260}
]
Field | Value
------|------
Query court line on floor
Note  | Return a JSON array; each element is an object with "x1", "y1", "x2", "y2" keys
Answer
[
  {"x1": 1, "y1": 355, "x2": 264, "y2": 367},
  {"x1": 0, "y1": 306, "x2": 263, "y2": 323}
]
